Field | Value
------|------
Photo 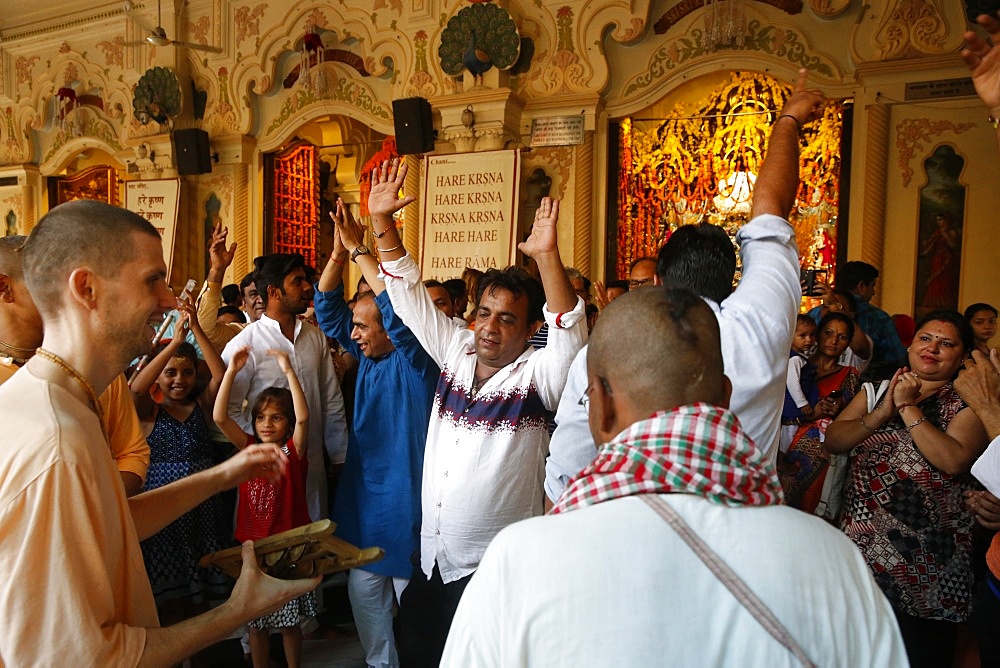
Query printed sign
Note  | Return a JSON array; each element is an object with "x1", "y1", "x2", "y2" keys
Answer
[
  {"x1": 420, "y1": 150, "x2": 521, "y2": 280},
  {"x1": 530, "y1": 116, "x2": 585, "y2": 147},
  {"x1": 125, "y1": 179, "x2": 181, "y2": 281}
]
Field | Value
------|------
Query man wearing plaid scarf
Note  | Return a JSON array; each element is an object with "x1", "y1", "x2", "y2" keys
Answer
[
  {"x1": 441, "y1": 71, "x2": 907, "y2": 667},
  {"x1": 441, "y1": 286, "x2": 905, "y2": 666}
]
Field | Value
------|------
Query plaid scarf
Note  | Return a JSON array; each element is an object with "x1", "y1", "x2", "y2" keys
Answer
[{"x1": 551, "y1": 403, "x2": 785, "y2": 514}]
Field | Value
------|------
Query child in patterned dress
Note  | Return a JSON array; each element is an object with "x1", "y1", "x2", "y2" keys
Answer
[
  {"x1": 214, "y1": 346, "x2": 316, "y2": 668},
  {"x1": 130, "y1": 301, "x2": 230, "y2": 623}
]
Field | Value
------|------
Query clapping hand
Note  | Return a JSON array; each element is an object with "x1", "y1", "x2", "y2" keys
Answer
[
  {"x1": 892, "y1": 366, "x2": 922, "y2": 407},
  {"x1": 330, "y1": 198, "x2": 366, "y2": 254}
]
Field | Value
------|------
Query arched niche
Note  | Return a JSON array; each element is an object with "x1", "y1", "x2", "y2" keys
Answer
[{"x1": 608, "y1": 69, "x2": 846, "y2": 300}]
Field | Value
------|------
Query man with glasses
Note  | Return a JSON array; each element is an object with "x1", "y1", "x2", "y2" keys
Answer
[{"x1": 626, "y1": 257, "x2": 656, "y2": 289}]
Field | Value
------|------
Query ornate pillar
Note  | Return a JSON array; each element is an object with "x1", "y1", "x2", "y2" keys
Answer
[
  {"x1": 861, "y1": 104, "x2": 890, "y2": 302},
  {"x1": 573, "y1": 133, "x2": 594, "y2": 276},
  {"x1": 403, "y1": 154, "x2": 422, "y2": 259}
]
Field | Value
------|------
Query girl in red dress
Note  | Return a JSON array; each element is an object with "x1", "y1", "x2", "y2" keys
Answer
[{"x1": 215, "y1": 346, "x2": 315, "y2": 668}]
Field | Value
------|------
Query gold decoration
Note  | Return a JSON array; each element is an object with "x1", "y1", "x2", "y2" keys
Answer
[{"x1": 617, "y1": 71, "x2": 843, "y2": 281}]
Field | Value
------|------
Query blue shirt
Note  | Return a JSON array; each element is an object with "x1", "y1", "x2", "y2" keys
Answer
[{"x1": 314, "y1": 284, "x2": 438, "y2": 577}]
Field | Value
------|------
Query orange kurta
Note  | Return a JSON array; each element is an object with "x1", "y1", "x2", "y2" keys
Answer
[{"x1": 0, "y1": 369, "x2": 158, "y2": 665}]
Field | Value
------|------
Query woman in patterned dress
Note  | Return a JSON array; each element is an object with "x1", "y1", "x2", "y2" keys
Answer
[
  {"x1": 824, "y1": 310, "x2": 988, "y2": 668},
  {"x1": 130, "y1": 303, "x2": 231, "y2": 622}
]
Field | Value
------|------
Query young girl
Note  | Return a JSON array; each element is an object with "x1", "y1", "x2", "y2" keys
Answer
[
  {"x1": 780, "y1": 314, "x2": 819, "y2": 452},
  {"x1": 130, "y1": 302, "x2": 231, "y2": 623},
  {"x1": 965, "y1": 302, "x2": 998, "y2": 355},
  {"x1": 214, "y1": 346, "x2": 316, "y2": 668}
]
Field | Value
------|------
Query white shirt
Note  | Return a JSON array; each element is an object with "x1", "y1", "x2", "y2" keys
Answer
[
  {"x1": 221, "y1": 314, "x2": 348, "y2": 521},
  {"x1": 786, "y1": 354, "x2": 810, "y2": 408},
  {"x1": 544, "y1": 213, "x2": 799, "y2": 502},
  {"x1": 381, "y1": 253, "x2": 587, "y2": 583},
  {"x1": 441, "y1": 495, "x2": 907, "y2": 668}
]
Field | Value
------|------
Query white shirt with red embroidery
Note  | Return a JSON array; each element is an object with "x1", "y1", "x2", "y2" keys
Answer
[{"x1": 380, "y1": 253, "x2": 587, "y2": 583}]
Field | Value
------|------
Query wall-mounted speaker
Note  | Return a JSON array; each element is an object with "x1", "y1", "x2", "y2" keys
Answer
[
  {"x1": 392, "y1": 97, "x2": 435, "y2": 155},
  {"x1": 173, "y1": 128, "x2": 212, "y2": 175}
]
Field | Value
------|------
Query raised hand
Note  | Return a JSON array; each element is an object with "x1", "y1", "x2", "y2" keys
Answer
[
  {"x1": 962, "y1": 12, "x2": 1000, "y2": 112},
  {"x1": 956, "y1": 349, "x2": 1000, "y2": 410},
  {"x1": 779, "y1": 68, "x2": 827, "y2": 128},
  {"x1": 368, "y1": 159, "x2": 415, "y2": 220},
  {"x1": 593, "y1": 281, "x2": 611, "y2": 309},
  {"x1": 209, "y1": 221, "x2": 237, "y2": 272},
  {"x1": 266, "y1": 348, "x2": 293, "y2": 375},
  {"x1": 892, "y1": 366, "x2": 922, "y2": 408},
  {"x1": 955, "y1": 348, "x2": 1000, "y2": 437},
  {"x1": 228, "y1": 346, "x2": 252, "y2": 373},
  {"x1": 173, "y1": 304, "x2": 193, "y2": 335},
  {"x1": 518, "y1": 197, "x2": 560, "y2": 259}
]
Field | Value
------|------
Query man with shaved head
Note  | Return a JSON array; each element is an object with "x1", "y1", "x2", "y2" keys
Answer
[{"x1": 441, "y1": 287, "x2": 906, "y2": 666}]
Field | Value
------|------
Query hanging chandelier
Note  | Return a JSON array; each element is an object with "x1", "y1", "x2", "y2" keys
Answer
[{"x1": 704, "y1": 0, "x2": 746, "y2": 50}]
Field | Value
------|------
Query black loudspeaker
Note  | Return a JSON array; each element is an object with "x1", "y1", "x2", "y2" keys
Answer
[
  {"x1": 173, "y1": 128, "x2": 213, "y2": 175},
  {"x1": 392, "y1": 97, "x2": 435, "y2": 155}
]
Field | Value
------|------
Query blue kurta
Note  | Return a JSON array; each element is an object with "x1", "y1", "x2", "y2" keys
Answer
[{"x1": 314, "y1": 284, "x2": 438, "y2": 576}]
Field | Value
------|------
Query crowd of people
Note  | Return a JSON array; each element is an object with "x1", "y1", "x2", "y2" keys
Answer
[{"x1": 3, "y1": 14, "x2": 1000, "y2": 668}]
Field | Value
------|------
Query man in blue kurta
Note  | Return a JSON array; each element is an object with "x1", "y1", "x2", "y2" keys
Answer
[{"x1": 314, "y1": 200, "x2": 438, "y2": 668}]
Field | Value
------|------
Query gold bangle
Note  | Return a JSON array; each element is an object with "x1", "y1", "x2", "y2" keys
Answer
[
  {"x1": 989, "y1": 115, "x2": 1000, "y2": 129},
  {"x1": 859, "y1": 414, "x2": 877, "y2": 432}
]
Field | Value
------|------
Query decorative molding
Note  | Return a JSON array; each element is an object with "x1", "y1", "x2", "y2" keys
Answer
[
  {"x1": 875, "y1": 0, "x2": 947, "y2": 60},
  {"x1": 622, "y1": 20, "x2": 836, "y2": 100},
  {"x1": 0, "y1": 5, "x2": 130, "y2": 42},
  {"x1": 655, "y1": 0, "x2": 803, "y2": 34},
  {"x1": 896, "y1": 117, "x2": 973, "y2": 187},
  {"x1": 263, "y1": 72, "x2": 391, "y2": 138}
]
